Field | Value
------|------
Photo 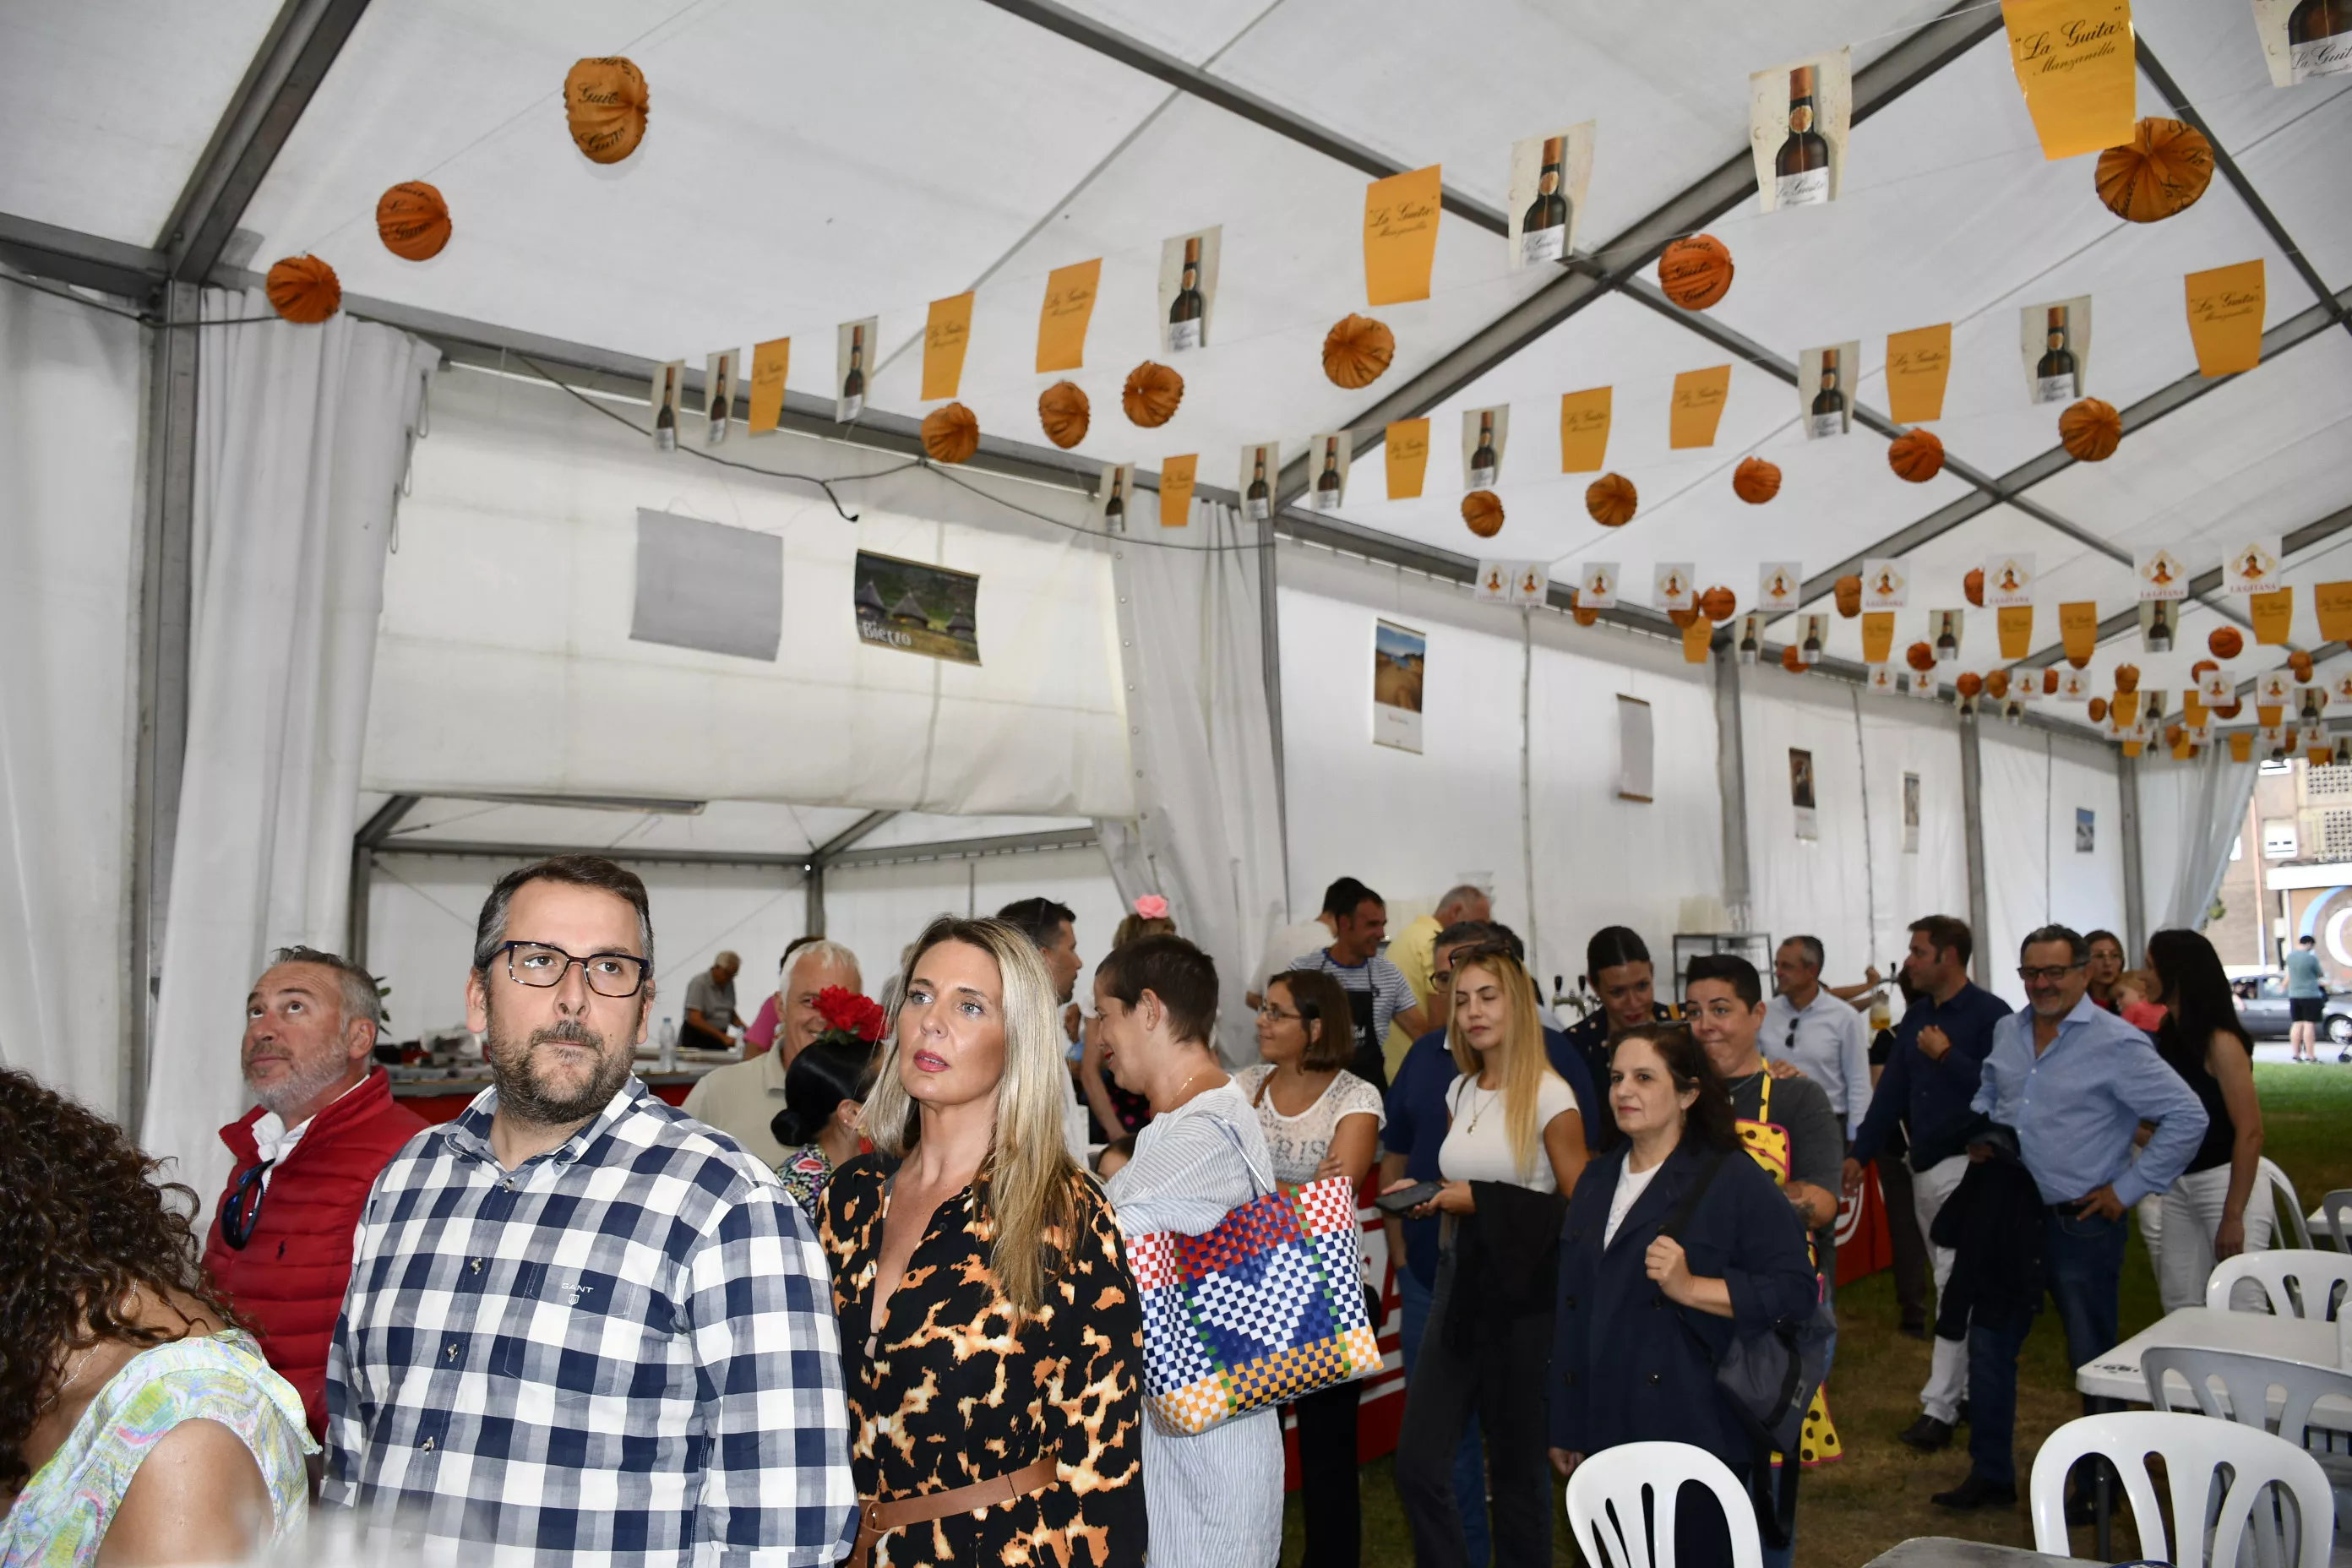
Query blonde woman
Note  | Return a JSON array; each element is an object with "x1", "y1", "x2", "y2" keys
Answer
[
  {"x1": 1391, "y1": 941, "x2": 1587, "y2": 1568},
  {"x1": 818, "y1": 916, "x2": 1144, "y2": 1568}
]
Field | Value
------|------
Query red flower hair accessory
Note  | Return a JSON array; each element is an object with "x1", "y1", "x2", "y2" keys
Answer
[{"x1": 813, "y1": 985, "x2": 887, "y2": 1043}]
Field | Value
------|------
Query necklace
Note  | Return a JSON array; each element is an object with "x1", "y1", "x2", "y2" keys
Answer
[
  {"x1": 1164, "y1": 1066, "x2": 1212, "y2": 1111},
  {"x1": 36, "y1": 1344, "x2": 101, "y2": 1418},
  {"x1": 1458, "y1": 1075, "x2": 1501, "y2": 1136}
]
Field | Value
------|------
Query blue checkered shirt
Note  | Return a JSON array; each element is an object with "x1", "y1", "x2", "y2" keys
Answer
[{"x1": 320, "y1": 1078, "x2": 857, "y2": 1565}]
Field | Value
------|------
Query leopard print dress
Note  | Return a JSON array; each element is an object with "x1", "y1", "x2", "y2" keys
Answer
[{"x1": 819, "y1": 1156, "x2": 1146, "y2": 1567}]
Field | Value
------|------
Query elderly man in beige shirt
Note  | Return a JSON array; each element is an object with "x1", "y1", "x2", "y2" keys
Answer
[{"x1": 681, "y1": 939, "x2": 863, "y2": 1167}]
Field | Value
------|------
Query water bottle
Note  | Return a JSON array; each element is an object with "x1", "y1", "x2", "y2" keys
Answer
[{"x1": 657, "y1": 1017, "x2": 678, "y2": 1073}]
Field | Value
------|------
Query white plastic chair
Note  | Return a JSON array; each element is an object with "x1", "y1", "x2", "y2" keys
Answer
[
  {"x1": 2261, "y1": 1159, "x2": 2312, "y2": 1251},
  {"x1": 2208, "y1": 1250, "x2": 2352, "y2": 1320},
  {"x1": 2321, "y1": 1190, "x2": 2352, "y2": 1254},
  {"x1": 1565, "y1": 1441, "x2": 1763, "y2": 1568},
  {"x1": 2029, "y1": 1412, "x2": 2334, "y2": 1568}
]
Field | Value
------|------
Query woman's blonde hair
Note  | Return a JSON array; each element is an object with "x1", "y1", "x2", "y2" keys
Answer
[
  {"x1": 860, "y1": 915, "x2": 1081, "y2": 1318},
  {"x1": 1446, "y1": 943, "x2": 1559, "y2": 1179}
]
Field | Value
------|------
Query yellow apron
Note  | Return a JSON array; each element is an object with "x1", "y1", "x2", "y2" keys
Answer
[{"x1": 1735, "y1": 1075, "x2": 1843, "y2": 1467}]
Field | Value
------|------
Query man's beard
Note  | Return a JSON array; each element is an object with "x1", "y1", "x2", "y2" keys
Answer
[
  {"x1": 484, "y1": 1007, "x2": 635, "y2": 1125},
  {"x1": 246, "y1": 1046, "x2": 352, "y2": 1121}
]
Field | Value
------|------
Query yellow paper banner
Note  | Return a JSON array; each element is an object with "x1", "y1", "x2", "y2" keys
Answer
[
  {"x1": 2229, "y1": 732, "x2": 2253, "y2": 762},
  {"x1": 2317, "y1": 582, "x2": 2352, "y2": 644},
  {"x1": 2171, "y1": 738, "x2": 2197, "y2": 760},
  {"x1": 2001, "y1": 0, "x2": 2137, "y2": 160},
  {"x1": 2258, "y1": 705, "x2": 2284, "y2": 727},
  {"x1": 2184, "y1": 690, "x2": 2206, "y2": 722},
  {"x1": 2251, "y1": 588, "x2": 2293, "y2": 645},
  {"x1": 1997, "y1": 605, "x2": 2034, "y2": 661},
  {"x1": 2059, "y1": 602, "x2": 2099, "y2": 664},
  {"x1": 921, "y1": 292, "x2": 975, "y2": 400},
  {"x1": 2186, "y1": 260, "x2": 2266, "y2": 377},
  {"x1": 1159, "y1": 455, "x2": 1197, "y2": 526},
  {"x1": 1683, "y1": 618, "x2": 1713, "y2": 663},
  {"x1": 1364, "y1": 165, "x2": 1442, "y2": 306},
  {"x1": 1669, "y1": 366, "x2": 1732, "y2": 449},
  {"x1": 2114, "y1": 690, "x2": 2142, "y2": 726},
  {"x1": 1386, "y1": 419, "x2": 1431, "y2": 499},
  {"x1": 2122, "y1": 740, "x2": 2145, "y2": 757},
  {"x1": 1862, "y1": 612, "x2": 1895, "y2": 665},
  {"x1": 1035, "y1": 259, "x2": 1102, "y2": 373},
  {"x1": 2314, "y1": 748, "x2": 2337, "y2": 767},
  {"x1": 1559, "y1": 387, "x2": 1613, "y2": 473},
  {"x1": 1885, "y1": 324, "x2": 1954, "y2": 425},
  {"x1": 748, "y1": 336, "x2": 789, "y2": 433}
]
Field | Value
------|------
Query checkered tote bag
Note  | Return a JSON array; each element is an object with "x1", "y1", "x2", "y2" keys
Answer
[{"x1": 1126, "y1": 1122, "x2": 1383, "y2": 1435}]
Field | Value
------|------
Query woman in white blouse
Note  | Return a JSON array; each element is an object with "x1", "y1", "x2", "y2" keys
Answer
[
  {"x1": 1233, "y1": 967, "x2": 1383, "y2": 1568},
  {"x1": 1391, "y1": 941, "x2": 1587, "y2": 1568}
]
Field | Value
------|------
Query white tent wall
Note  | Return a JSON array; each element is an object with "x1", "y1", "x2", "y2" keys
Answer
[
  {"x1": 1979, "y1": 727, "x2": 2129, "y2": 1006},
  {"x1": 823, "y1": 849, "x2": 1127, "y2": 1003},
  {"x1": 0, "y1": 281, "x2": 144, "y2": 1113},
  {"x1": 362, "y1": 366, "x2": 1134, "y2": 819},
  {"x1": 1854, "y1": 702, "x2": 1973, "y2": 977},
  {"x1": 2137, "y1": 750, "x2": 2259, "y2": 937}
]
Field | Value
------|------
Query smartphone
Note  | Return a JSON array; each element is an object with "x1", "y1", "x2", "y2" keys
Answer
[{"x1": 1375, "y1": 1179, "x2": 1442, "y2": 1215}]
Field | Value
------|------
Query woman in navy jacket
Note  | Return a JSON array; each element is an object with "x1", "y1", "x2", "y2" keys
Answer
[{"x1": 1549, "y1": 1025, "x2": 1819, "y2": 1566}]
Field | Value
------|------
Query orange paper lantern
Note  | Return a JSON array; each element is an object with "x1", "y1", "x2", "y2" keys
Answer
[
  {"x1": 2115, "y1": 664, "x2": 2141, "y2": 693},
  {"x1": 1733, "y1": 456, "x2": 1782, "y2": 505},
  {"x1": 1321, "y1": 314, "x2": 1395, "y2": 389},
  {"x1": 2213, "y1": 700, "x2": 2243, "y2": 720},
  {"x1": 1781, "y1": 645, "x2": 1806, "y2": 672},
  {"x1": 2209, "y1": 627, "x2": 2244, "y2": 659},
  {"x1": 1906, "y1": 642, "x2": 1936, "y2": 673},
  {"x1": 2042, "y1": 668, "x2": 2061, "y2": 695},
  {"x1": 1888, "y1": 427, "x2": 1945, "y2": 483},
  {"x1": 1833, "y1": 575, "x2": 1864, "y2": 619},
  {"x1": 2191, "y1": 660, "x2": 2218, "y2": 679},
  {"x1": 1586, "y1": 473, "x2": 1638, "y2": 528},
  {"x1": 2061, "y1": 398, "x2": 2122, "y2": 462},
  {"x1": 1123, "y1": 362, "x2": 1184, "y2": 427},
  {"x1": 564, "y1": 57, "x2": 649, "y2": 164},
  {"x1": 1462, "y1": 490, "x2": 1505, "y2": 538},
  {"x1": 2095, "y1": 117, "x2": 2214, "y2": 225},
  {"x1": 1987, "y1": 670, "x2": 2012, "y2": 699},
  {"x1": 2088, "y1": 697, "x2": 2110, "y2": 723},
  {"x1": 264, "y1": 254, "x2": 340, "y2": 324},
  {"x1": 1670, "y1": 607, "x2": 1701, "y2": 629},
  {"x1": 1658, "y1": 234, "x2": 1734, "y2": 310},
  {"x1": 1569, "y1": 588, "x2": 1599, "y2": 627},
  {"x1": 375, "y1": 181, "x2": 450, "y2": 261},
  {"x1": 1957, "y1": 672, "x2": 1984, "y2": 699},
  {"x1": 1964, "y1": 569, "x2": 1986, "y2": 609},
  {"x1": 1037, "y1": 381, "x2": 1090, "y2": 449},
  {"x1": 921, "y1": 402, "x2": 980, "y2": 464},
  {"x1": 2290, "y1": 651, "x2": 2316, "y2": 682},
  {"x1": 1701, "y1": 585, "x2": 1737, "y2": 623}
]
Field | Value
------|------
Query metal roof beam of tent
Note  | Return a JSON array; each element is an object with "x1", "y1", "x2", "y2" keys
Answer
[
  {"x1": 377, "y1": 839, "x2": 814, "y2": 872},
  {"x1": 156, "y1": 0, "x2": 375, "y2": 280},
  {"x1": 805, "y1": 810, "x2": 900, "y2": 869},
  {"x1": 345, "y1": 793, "x2": 420, "y2": 970},
  {"x1": 0, "y1": 215, "x2": 166, "y2": 301},
  {"x1": 826, "y1": 827, "x2": 1102, "y2": 871}
]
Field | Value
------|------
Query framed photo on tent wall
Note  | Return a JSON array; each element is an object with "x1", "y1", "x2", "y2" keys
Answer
[
  {"x1": 852, "y1": 550, "x2": 981, "y2": 666},
  {"x1": 2076, "y1": 808, "x2": 2096, "y2": 853},
  {"x1": 1374, "y1": 619, "x2": 1425, "y2": 754},
  {"x1": 1903, "y1": 772, "x2": 1921, "y2": 852},
  {"x1": 1790, "y1": 749, "x2": 1818, "y2": 840}
]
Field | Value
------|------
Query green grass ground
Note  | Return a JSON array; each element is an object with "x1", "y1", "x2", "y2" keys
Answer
[{"x1": 1281, "y1": 1064, "x2": 2352, "y2": 1566}]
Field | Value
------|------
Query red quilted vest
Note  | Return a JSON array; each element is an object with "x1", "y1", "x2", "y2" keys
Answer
[{"x1": 202, "y1": 1068, "x2": 427, "y2": 1437}]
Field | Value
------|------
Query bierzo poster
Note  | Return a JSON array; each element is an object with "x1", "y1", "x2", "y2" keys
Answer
[{"x1": 852, "y1": 551, "x2": 980, "y2": 665}]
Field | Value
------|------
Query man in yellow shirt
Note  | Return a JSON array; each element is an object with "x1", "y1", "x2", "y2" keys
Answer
[{"x1": 1382, "y1": 884, "x2": 1490, "y2": 1077}]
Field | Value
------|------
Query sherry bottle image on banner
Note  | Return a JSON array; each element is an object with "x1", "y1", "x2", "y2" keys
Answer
[
  {"x1": 1774, "y1": 65, "x2": 1832, "y2": 208},
  {"x1": 707, "y1": 369, "x2": 729, "y2": 444},
  {"x1": 1469, "y1": 412, "x2": 1498, "y2": 487},
  {"x1": 1738, "y1": 619, "x2": 1760, "y2": 663},
  {"x1": 1244, "y1": 450, "x2": 1271, "y2": 520},
  {"x1": 1520, "y1": 135, "x2": 1571, "y2": 264},
  {"x1": 1800, "y1": 619, "x2": 1822, "y2": 665},
  {"x1": 2288, "y1": 0, "x2": 2352, "y2": 81},
  {"x1": 1312, "y1": 437, "x2": 1342, "y2": 511},
  {"x1": 1103, "y1": 471, "x2": 1126, "y2": 531},
  {"x1": 2034, "y1": 306, "x2": 2077, "y2": 404},
  {"x1": 1809, "y1": 348, "x2": 1847, "y2": 438},
  {"x1": 1936, "y1": 614, "x2": 1958, "y2": 664},
  {"x1": 1168, "y1": 237, "x2": 1206, "y2": 351},
  {"x1": 841, "y1": 325, "x2": 866, "y2": 420},
  {"x1": 655, "y1": 367, "x2": 678, "y2": 452}
]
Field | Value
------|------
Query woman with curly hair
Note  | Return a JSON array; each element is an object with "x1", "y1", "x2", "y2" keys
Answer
[{"x1": 0, "y1": 1068, "x2": 312, "y2": 1565}]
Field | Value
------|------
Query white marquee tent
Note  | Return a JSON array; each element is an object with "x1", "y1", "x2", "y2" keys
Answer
[{"x1": 2, "y1": 0, "x2": 2345, "y2": 1208}]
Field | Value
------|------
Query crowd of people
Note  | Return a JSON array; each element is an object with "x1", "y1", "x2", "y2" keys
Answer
[{"x1": 0, "y1": 852, "x2": 2269, "y2": 1568}]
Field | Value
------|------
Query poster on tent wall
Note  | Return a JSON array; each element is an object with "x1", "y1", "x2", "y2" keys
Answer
[
  {"x1": 1506, "y1": 122, "x2": 1594, "y2": 268},
  {"x1": 1617, "y1": 695, "x2": 1654, "y2": 803},
  {"x1": 1748, "y1": 47, "x2": 1852, "y2": 212},
  {"x1": 1790, "y1": 749, "x2": 1819, "y2": 841},
  {"x1": 1239, "y1": 441, "x2": 1277, "y2": 521},
  {"x1": 1903, "y1": 773, "x2": 1921, "y2": 852},
  {"x1": 1799, "y1": 341, "x2": 1859, "y2": 438},
  {"x1": 1304, "y1": 432, "x2": 1353, "y2": 511},
  {"x1": 2251, "y1": 0, "x2": 2352, "y2": 85},
  {"x1": 1462, "y1": 406, "x2": 1510, "y2": 489},
  {"x1": 1158, "y1": 226, "x2": 1222, "y2": 353},
  {"x1": 1374, "y1": 620, "x2": 1426, "y2": 753},
  {"x1": 853, "y1": 551, "x2": 981, "y2": 666},
  {"x1": 2020, "y1": 297, "x2": 2091, "y2": 404},
  {"x1": 2076, "y1": 808, "x2": 2096, "y2": 853},
  {"x1": 632, "y1": 510, "x2": 783, "y2": 662},
  {"x1": 650, "y1": 360, "x2": 684, "y2": 451},
  {"x1": 835, "y1": 318, "x2": 876, "y2": 422}
]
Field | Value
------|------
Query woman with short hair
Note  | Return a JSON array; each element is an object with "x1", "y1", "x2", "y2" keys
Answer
[
  {"x1": 770, "y1": 1033, "x2": 880, "y2": 1222},
  {"x1": 2144, "y1": 928, "x2": 2268, "y2": 1311},
  {"x1": 819, "y1": 916, "x2": 1144, "y2": 1567}
]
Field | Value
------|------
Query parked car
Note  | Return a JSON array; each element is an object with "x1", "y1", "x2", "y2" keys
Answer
[{"x1": 2229, "y1": 971, "x2": 2352, "y2": 1044}]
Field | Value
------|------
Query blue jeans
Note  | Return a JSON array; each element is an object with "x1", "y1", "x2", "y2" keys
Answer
[
  {"x1": 1964, "y1": 1207, "x2": 2129, "y2": 1486},
  {"x1": 1397, "y1": 1267, "x2": 1490, "y2": 1568}
]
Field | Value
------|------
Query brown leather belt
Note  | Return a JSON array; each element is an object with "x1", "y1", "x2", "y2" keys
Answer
[{"x1": 848, "y1": 1456, "x2": 1059, "y2": 1568}]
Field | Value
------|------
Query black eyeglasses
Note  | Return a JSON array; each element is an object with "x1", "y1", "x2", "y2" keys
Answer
[
  {"x1": 492, "y1": 941, "x2": 650, "y2": 998},
  {"x1": 2017, "y1": 961, "x2": 2086, "y2": 983},
  {"x1": 220, "y1": 1159, "x2": 274, "y2": 1250}
]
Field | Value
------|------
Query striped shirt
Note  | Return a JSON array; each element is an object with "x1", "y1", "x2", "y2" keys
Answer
[{"x1": 320, "y1": 1079, "x2": 856, "y2": 1566}]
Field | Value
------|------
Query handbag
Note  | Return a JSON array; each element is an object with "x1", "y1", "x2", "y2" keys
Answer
[{"x1": 1126, "y1": 1118, "x2": 1382, "y2": 1435}]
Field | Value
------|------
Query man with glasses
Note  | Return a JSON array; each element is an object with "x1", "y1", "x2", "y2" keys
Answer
[
  {"x1": 204, "y1": 945, "x2": 425, "y2": 1439},
  {"x1": 1930, "y1": 924, "x2": 2206, "y2": 1513},
  {"x1": 1762, "y1": 935, "x2": 1874, "y2": 1142},
  {"x1": 322, "y1": 855, "x2": 856, "y2": 1563}
]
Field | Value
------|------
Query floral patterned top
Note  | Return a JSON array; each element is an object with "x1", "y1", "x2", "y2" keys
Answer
[
  {"x1": 776, "y1": 1141, "x2": 835, "y2": 1222},
  {"x1": 819, "y1": 1156, "x2": 1146, "y2": 1567},
  {"x1": 1230, "y1": 1065, "x2": 1386, "y2": 1186},
  {"x1": 0, "y1": 1332, "x2": 313, "y2": 1567}
]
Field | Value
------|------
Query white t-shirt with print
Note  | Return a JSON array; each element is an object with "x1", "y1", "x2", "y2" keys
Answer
[
  {"x1": 1437, "y1": 1070, "x2": 1580, "y2": 1192},
  {"x1": 1231, "y1": 1064, "x2": 1386, "y2": 1186}
]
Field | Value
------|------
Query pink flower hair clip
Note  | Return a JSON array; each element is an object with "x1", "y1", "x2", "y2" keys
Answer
[{"x1": 1133, "y1": 895, "x2": 1170, "y2": 919}]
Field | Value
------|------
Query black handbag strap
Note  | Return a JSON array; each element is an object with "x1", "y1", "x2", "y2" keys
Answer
[{"x1": 1658, "y1": 1148, "x2": 1729, "y2": 1242}]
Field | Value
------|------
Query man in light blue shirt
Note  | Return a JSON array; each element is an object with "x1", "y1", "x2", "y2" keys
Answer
[
  {"x1": 1762, "y1": 934, "x2": 1873, "y2": 1140},
  {"x1": 1932, "y1": 923, "x2": 2207, "y2": 1514}
]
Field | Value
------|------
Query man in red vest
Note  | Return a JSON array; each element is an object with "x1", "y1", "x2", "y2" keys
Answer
[{"x1": 204, "y1": 945, "x2": 426, "y2": 1438}]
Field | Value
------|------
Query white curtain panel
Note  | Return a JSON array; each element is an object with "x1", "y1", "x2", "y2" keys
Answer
[
  {"x1": 2138, "y1": 748, "x2": 2258, "y2": 936},
  {"x1": 1100, "y1": 498, "x2": 1285, "y2": 1069},
  {"x1": 143, "y1": 288, "x2": 437, "y2": 1210},
  {"x1": 0, "y1": 280, "x2": 145, "y2": 1113}
]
